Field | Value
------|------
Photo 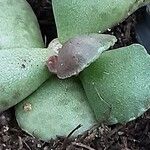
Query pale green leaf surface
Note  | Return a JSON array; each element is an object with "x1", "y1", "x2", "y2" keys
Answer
[
  {"x1": 15, "y1": 76, "x2": 96, "y2": 141},
  {"x1": 80, "y1": 44, "x2": 150, "y2": 124},
  {"x1": 0, "y1": 0, "x2": 44, "y2": 48},
  {"x1": 52, "y1": 0, "x2": 150, "y2": 43},
  {"x1": 0, "y1": 48, "x2": 52, "y2": 112}
]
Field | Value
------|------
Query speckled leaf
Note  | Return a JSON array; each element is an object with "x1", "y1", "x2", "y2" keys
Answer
[
  {"x1": 0, "y1": 0, "x2": 44, "y2": 48},
  {"x1": 0, "y1": 48, "x2": 52, "y2": 112},
  {"x1": 80, "y1": 44, "x2": 150, "y2": 124},
  {"x1": 52, "y1": 0, "x2": 150, "y2": 43},
  {"x1": 15, "y1": 76, "x2": 96, "y2": 141}
]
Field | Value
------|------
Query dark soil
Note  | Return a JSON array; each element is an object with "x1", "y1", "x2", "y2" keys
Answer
[{"x1": 0, "y1": 1, "x2": 150, "y2": 150}]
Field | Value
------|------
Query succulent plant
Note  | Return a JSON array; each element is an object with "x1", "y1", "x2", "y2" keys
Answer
[
  {"x1": 0, "y1": 0, "x2": 44, "y2": 48},
  {"x1": 80, "y1": 44, "x2": 150, "y2": 124},
  {"x1": 0, "y1": 0, "x2": 48, "y2": 111},
  {"x1": 52, "y1": 0, "x2": 150, "y2": 43},
  {"x1": 46, "y1": 34, "x2": 117, "y2": 79},
  {"x1": 0, "y1": 0, "x2": 150, "y2": 142},
  {"x1": 15, "y1": 76, "x2": 95, "y2": 141},
  {"x1": 0, "y1": 48, "x2": 52, "y2": 112}
]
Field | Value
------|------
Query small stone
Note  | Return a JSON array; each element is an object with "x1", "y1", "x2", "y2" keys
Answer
[
  {"x1": 43, "y1": 146, "x2": 49, "y2": 150},
  {"x1": 23, "y1": 103, "x2": 32, "y2": 112},
  {"x1": 3, "y1": 125, "x2": 9, "y2": 132},
  {"x1": 118, "y1": 131, "x2": 124, "y2": 136},
  {"x1": 37, "y1": 144, "x2": 41, "y2": 148}
]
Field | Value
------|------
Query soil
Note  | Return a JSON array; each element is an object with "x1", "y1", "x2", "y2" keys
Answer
[{"x1": 0, "y1": 1, "x2": 150, "y2": 150}]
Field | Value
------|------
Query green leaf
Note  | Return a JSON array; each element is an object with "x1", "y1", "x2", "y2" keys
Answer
[
  {"x1": 0, "y1": 48, "x2": 52, "y2": 112},
  {"x1": 80, "y1": 44, "x2": 150, "y2": 124},
  {"x1": 52, "y1": 0, "x2": 150, "y2": 43},
  {"x1": 0, "y1": 0, "x2": 44, "y2": 48},
  {"x1": 15, "y1": 76, "x2": 96, "y2": 141}
]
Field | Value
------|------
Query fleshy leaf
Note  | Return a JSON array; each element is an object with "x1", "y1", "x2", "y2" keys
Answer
[
  {"x1": 15, "y1": 76, "x2": 96, "y2": 141},
  {"x1": 80, "y1": 44, "x2": 150, "y2": 124},
  {"x1": 0, "y1": 0, "x2": 44, "y2": 48},
  {"x1": 46, "y1": 34, "x2": 117, "y2": 79},
  {"x1": 0, "y1": 48, "x2": 52, "y2": 112},
  {"x1": 52, "y1": 0, "x2": 150, "y2": 43}
]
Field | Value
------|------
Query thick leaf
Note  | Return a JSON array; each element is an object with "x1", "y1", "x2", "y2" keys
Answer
[
  {"x1": 80, "y1": 44, "x2": 150, "y2": 124},
  {"x1": 52, "y1": 0, "x2": 150, "y2": 43},
  {"x1": 48, "y1": 38, "x2": 62, "y2": 55},
  {"x1": 46, "y1": 34, "x2": 117, "y2": 79},
  {"x1": 0, "y1": 0, "x2": 44, "y2": 48},
  {"x1": 15, "y1": 76, "x2": 96, "y2": 141},
  {"x1": 0, "y1": 48, "x2": 52, "y2": 112}
]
